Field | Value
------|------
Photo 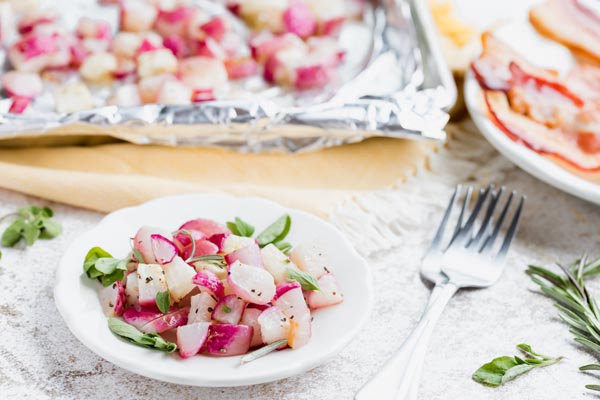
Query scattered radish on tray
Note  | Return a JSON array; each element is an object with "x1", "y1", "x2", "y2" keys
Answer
[{"x1": 83, "y1": 213, "x2": 344, "y2": 362}]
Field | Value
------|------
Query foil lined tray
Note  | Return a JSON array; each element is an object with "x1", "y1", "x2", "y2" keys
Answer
[{"x1": 0, "y1": 0, "x2": 456, "y2": 153}]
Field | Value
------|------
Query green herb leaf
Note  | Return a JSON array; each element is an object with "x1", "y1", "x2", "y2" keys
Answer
[
  {"x1": 287, "y1": 267, "x2": 320, "y2": 291},
  {"x1": 0, "y1": 205, "x2": 61, "y2": 247},
  {"x1": 187, "y1": 254, "x2": 225, "y2": 263},
  {"x1": 240, "y1": 339, "x2": 287, "y2": 365},
  {"x1": 472, "y1": 344, "x2": 562, "y2": 387},
  {"x1": 222, "y1": 304, "x2": 232, "y2": 314},
  {"x1": 108, "y1": 318, "x2": 177, "y2": 353},
  {"x1": 256, "y1": 215, "x2": 291, "y2": 247},
  {"x1": 227, "y1": 217, "x2": 255, "y2": 237},
  {"x1": 83, "y1": 247, "x2": 128, "y2": 287},
  {"x1": 274, "y1": 241, "x2": 292, "y2": 254},
  {"x1": 156, "y1": 291, "x2": 171, "y2": 314},
  {"x1": 132, "y1": 248, "x2": 145, "y2": 264}
]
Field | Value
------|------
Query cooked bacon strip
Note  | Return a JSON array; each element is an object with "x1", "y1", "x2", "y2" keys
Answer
[
  {"x1": 485, "y1": 90, "x2": 600, "y2": 171},
  {"x1": 471, "y1": 33, "x2": 559, "y2": 91},
  {"x1": 530, "y1": 0, "x2": 600, "y2": 63}
]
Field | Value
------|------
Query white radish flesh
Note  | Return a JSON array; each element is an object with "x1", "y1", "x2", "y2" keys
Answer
[
  {"x1": 125, "y1": 272, "x2": 139, "y2": 307},
  {"x1": 140, "y1": 308, "x2": 188, "y2": 333},
  {"x1": 137, "y1": 263, "x2": 168, "y2": 307},
  {"x1": 122, "y1": 305, "x2": 164, "y2": 330},
  {"x1": 212, "y1": 294, "x2": 246, "y2": 324},
  {"x1": 257, "y1": 306, "x2": 290, "y2": 345},
  {"x1": 53, "y1": 81, "x2": 95, "y2": 113},
  {"x1": 120, "y1": 0, "x2": 158, "y2": 32},
  {"x1": 306, "y1": 273, "x2": 344, "y2": 309},
  {"x1": 228, "y1": 261, "x2": 276, "y2": 305},
  {"x1": 224, "y1": 242, "x2": 264, "y2": 268},
  {"x1": 261, "y1": 244, "x2": 298, "y2": 283},
  {"x1": 188, "y1": 292, "x2": 217, "y2": 324},
  {"x1": 162, "y1": 256, "x2": 196, "y2": 303},
  {"x1": 99, "y1": 281, "x2": 125, "y2": 317},
  {"x1": 290, "y1": 242, "x2": 331, "y2": 279},
  {"x1": 273, "y1": 284, "x2": 311, "y2": 349},
  {"x1": 192, "y1": 269, "x2": 225, "y2": 298},
  {"x1": 204, "y1": 324, "x2": 253, "y2": 356},
  {"x1": 220, "y1": 235, "x2": 256, "y2": 254},
  {"x1": 1, "y1": 71, "x2": 43, "y2": 99},
  {"x1": 240, "y1": 307, "x2": 263, "y2": 347},
  {"x1": 177, "y1": 322, "x2": 210, "y2": 358},
  {"x1": 133, "y1": 226, "x2": 174, "y2": 264},
  {"x1": 137, "y1": 48, "x2": 178, "y2": 78}
]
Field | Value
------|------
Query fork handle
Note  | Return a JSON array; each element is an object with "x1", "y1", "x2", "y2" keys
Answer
[{"x1": 355, "y1": 282, "x2": 458, "y2": 400}]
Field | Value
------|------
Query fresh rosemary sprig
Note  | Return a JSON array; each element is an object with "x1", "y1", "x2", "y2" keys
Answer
[{"x1": 527, "y1": 255, "x2": 600, "y2": 391}]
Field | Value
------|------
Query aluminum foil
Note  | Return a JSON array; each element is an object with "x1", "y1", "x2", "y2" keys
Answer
[{"x1": 0, "y1": 0, "x2": 455, "y2": 153}]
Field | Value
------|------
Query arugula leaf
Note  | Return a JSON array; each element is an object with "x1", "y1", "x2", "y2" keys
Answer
[
  {"x1": 240, "y1": 339, "x2": 287, "y2": 364},
  {"x1": 156, "y1": 291, "x2": 171, "y2": 314},
  {"x1": 108, "y1": 318, "x2": 177, "y2": 353},
  {"x1": 0, "y1": 205, "x2": 61, "y2": 247},
  {"x1": 83, "y1": 247, "x2": 127, "y2": 287},
  {"x1": 287, "y1": 267, "x2": 320, "y2": 291},
  {"x1": 472, "y1": 344, "x2": 562, "y2": 387},
  {"x1": 256, "y1": 215, "x2": 291, "y2": 247},
  {"x1": 274, "y1": 241, "x2": 292, "y2": 254},
  {"x1": 227, "y1": 217, "x2": 255, "y2": 237}
]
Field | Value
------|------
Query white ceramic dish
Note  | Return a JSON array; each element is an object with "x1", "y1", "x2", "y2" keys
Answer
[
  {"x1": 54, "y1": 194, "x2": 373, "y2": 387},
  {"x1": 464, "y1": 22, "x2": 600, "y2": 206}
]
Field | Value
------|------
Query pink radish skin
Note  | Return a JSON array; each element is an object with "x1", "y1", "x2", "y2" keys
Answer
[
  {"x1": 273, "y1": 281, "x2": 301, "y2": 301},
  {"x1": 283, "y1": 3, "x2": 317, "y2": 38},
  {"x1": 250, "y1": 33, "x2": 303, "y2": 64},
  {"x1": 228, "y1": 261, "x2": 276, "y2": 305},
  {"x1": 154, "y1": 6, "x2": 195, "y2": 37},
  {"x1": 99, "y1": 281, "x2": 126, "y2": 317},
  {"x1": 122, "y1": 305, "x2": 164, "y2": 330},
  {"x1": 207, "y1": 233, "x2": 229, "y2": 250},
  {"x1": 182, "y1": 239, "x2": 219, "y2": 260},
  {"x1": 240, "y1": 308, "x2": 263, "y2": 347},
  {"x1": 307, "y1": 273, "x2": 344, "y2": 309},
  {"x1": 18, "y1": 11, "x2": 57, "y2": 35},
  {"x1": 179, "y1": 218, "x2": 231, "y2": 238},
  {"x1": 321, "y1": 17, "x2": 345, "y2": 36},
  {"x1": 257, "y1": 306, "x2": 290, "y2": 345},
  {"x1": 294, "y1": 64, "x2": 331, "y2": 90},
  {"x1": 224, "y1": 242, "x2": 264, "y2": 268},
  {"x1": 200, "y1": 17, "x2": 227, "y2": 41},
  {"x1": 272, "y1": 285, "x2": 311, "y2": 349},
  {"x1": 177, "y1": 322, "x2": 210, "y2": 358},
  {"x1": 212, "y1": 294, "x2": 246, "y2": 324},
  {"x1": 163, "y1": 35, "x2": 187, "y2": 58},
  {"x1": 8, "y1": 97, "x2": 30, "y2": 114},
  {"x1": 204, "y1": 324, "x2": 253, "y2": 357},
  {"x1": 193, "y1": 270, "x2": 225, "y2": 299},
  {"x1": 162, "y1": 256, "x2": 197, "y2": 303},
  {"x1": 76, "y1": 18, "x2": 112, "y2": 40},
  {"x1": 133, "y1": 226, "x2": 174, "y2": 264},
  {"x1": 195, "y1": 38, "x2": 227, "y2": 59},
  {"x1": 173, "y1": 229, "x2": 204, "y2": 249},
  {"x1": 188, "y1": 292, "x2": 217, "y2": 324},
  {"x1": 225, "y1": 57, "x2": 258, "y2": 79},
  {"x1": 2, "y1": 71, "x2": 43, "y2": 99},
  {"x1": 140, "y1": 308, "x2": 189, "y2": 334},
  {"x1": 150, "y1": 234, "x2": 178, "y2": 265},
  {"x1": 137, "y1": 263, "x2": 168, "y2": 307},
  {"x1": 191, "y1": 88, "x2": 215, "y2": 102}
]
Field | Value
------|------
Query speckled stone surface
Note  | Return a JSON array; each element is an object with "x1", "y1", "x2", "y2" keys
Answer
[{"x1": 1, "y1": 151, "x2": 600, "y2": 399}]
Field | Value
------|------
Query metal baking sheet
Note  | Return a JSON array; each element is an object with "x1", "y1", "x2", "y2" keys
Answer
[{"x1": 0, "y1": 0, "x2": 456, "y2": 152}]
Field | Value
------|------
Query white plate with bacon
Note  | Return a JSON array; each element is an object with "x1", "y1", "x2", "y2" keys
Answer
[{"x1": 465, "y1": 0, "x2": 600, "y2": 205}]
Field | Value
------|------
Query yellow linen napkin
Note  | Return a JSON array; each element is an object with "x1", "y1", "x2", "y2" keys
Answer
[{"x1": 0, "y1": 137, "x2": 437, "y2": 216}]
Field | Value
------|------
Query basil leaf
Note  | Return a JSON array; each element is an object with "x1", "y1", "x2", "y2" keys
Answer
[
  {"x1": 256, "y1": 215, "x2": 291, "y2": 247},
  {"x1": 472, "y1": 345, "x2": 562, "y2": 387},
  {"x1": 108, "y1": 318, "x2": 177, "y2": 353},
  {"x1": 156, "y1": 291, "x2": 171, "y2": 314},
  {"x1": 286, "y1": 267, "x2": 320, "y2": 291},
  {"x1": 274, "y1": 241, "x2": 292, "y2": 254},
  {"x1": 100, "y1": 270, "x2": 125, "y2": 287},
  {"x1": 83, "y1": 247, "x2": 113, "y2": 275},
  {"x1": 227, "y1": 217, "x2": 255, "y2": 237},
  {"x1": 83, "y1": 247, "x2": 128, "y2": 286},
  {"x1": 240, "y1": 339, "x2": 287, "y2": 365}
]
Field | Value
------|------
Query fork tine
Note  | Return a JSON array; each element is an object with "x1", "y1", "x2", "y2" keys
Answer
[
  {"x1": 428, "y1": 185, "x2": 461, "y2": 253},
  {"x1": 467, "y1": 186, "x2": 504, "y2": 248},
  {"x1": 447, "y1": 185, "x2": 492, "y2": 249},
  {"x1": 452, "y1": 185, "x2": 472, "y2": 238},
  {"x1": 495, "y1": 195, "x2": 525, "y2": 262},
  {"x1": 479, "y1": 190, "x2": 515, "y2": 254}
]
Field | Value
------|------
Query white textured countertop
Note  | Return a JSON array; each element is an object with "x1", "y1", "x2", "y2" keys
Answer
[{"x1": 2, "y1": 128, "x2": 600, "y2": 399}]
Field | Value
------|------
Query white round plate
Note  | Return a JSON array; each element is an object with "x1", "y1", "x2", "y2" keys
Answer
[
  {"x1": 464, "y1": 22, "x2": 600, "y2": 206},
  {"x1": 55, "y1": 194, "x2": 373, "y2": 387}
]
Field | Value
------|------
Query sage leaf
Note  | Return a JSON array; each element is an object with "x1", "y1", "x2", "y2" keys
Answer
[
  {"x1": 472, "y1": 344, "x2": 562, "y2": 387},
  {"x1": 108, "y1": 318, "x2": 177, "y2": 353},
  {"x1": 287, "y1": 267, "x2": 320, "y2": 291},
  {"x1": 0, "y1": 205, "x2": 61, "y2": 247},
  {"x1": 156, "y1": 291, "x2": 171, "y2": 314},
  {"x1": 256, "y1": 215, "x2": 291, "y2": 247},
  {"x1": 240, "y1": 339, "x2": 287, "y2": 364},
  {"x1": 227, "y1": 217, "x2": 255, "y2": 237}
]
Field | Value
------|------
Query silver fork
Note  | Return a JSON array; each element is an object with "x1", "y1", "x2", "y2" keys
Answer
[{"x1": 355, "y1": 184, "x2": 525, "y2": 400}]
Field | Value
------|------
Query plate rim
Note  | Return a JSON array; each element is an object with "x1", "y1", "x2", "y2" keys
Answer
[
  {"x1": 54, "y1": 193, "x2": 374, "y2": 387},
  {"x1": 464, "y1": 70, "x2": 600, "y2": 206}
]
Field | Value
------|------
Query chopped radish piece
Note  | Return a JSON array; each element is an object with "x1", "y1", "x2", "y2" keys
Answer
[
  {"x1": 179, "y1": 218, "x2": 231, "y2": 238},
  {"x1": 204, "y1": 324, "x2": 253, "y2": 356},
  {"x1": 220, "y1": 234, "x2": 256, "y2": 254},
  {"x1": 0, "y1": 3, "x2": 15, "y2": 46},
  {"x1": 8, "y1": 96, "x2": 30, "y2": 114},
  {"x1": 138, "y1": 73, "x2": 177, "y2": 103},
  {"x1": 79, "y1": 51, "x2": 117, "y2": 82},
  {"x1": 9, "y1": 34, "x2": 59, "y2": 72},
  {"x1": 155, "y1": 6, "x2": 195, "y2": 37},
  {"x1": 181, "y1": 239, "x2": 219, "y2": 260},
  {"x1": 111, "y1": 32, "x2": 144, "y2": 58},
  {"x1": 150, "y1": 234, "x2": 178, "y2": 265},
  {"x1": 177, "y1": 322, "x2": 210, "y2": 358},
  {"x1": 99, "y1": 281, "x2": 126, "y2": 317},
  {"x1": 212, "y1": 294, "x2": 246, "y2": 324},
  {"x1": 157, "y1": 79, "x2": 192, "y2": 104},
  {"x1": 162, "y1": 256, "x2": 196, "y2": 302},
  {"x1": 178, "y1": 56, "x2": 228, "y2": 90},
  {"x1": 18, "y1": 10, "x2": 57, "y2": 35},
  {"x1": 306, "y1": 273, "x2": 343, "y2": 309},
  {"x1": 137, "y1": 48, "x2": 178, "y2": 78},
  {"x1": 274, "y1": 281, "x2": 301, "y2": 300},
  {"x1": 261, "y1": 244, "x2": 298, "y2": 283},
  {"x1": 163, "y1": 34, "x2": 187, "y2": 58},
  {"x1": 193, "y1": 269, "x2": 225, "y2": 299},
  {"x1": 200, "y1": 16, "x2": 228, "y2": 41},
  {"x1": 294, "y1": 64, "x2": 330, "y2": 90},
  {"x1": 188, "y1": 292, "x2": 217, "y2": 323},
  {"x1": 76, "y1": 18, "x2": 111, "y2": 41},
  {"x1": 53, "y1": 81, "x2": 94, "y2": 113},
  {"x1": 225, "y1": 57, "x2": 258, "y2": 79},
  {"x1": 195, "y1": 37, "x2": 227, "y2": 59},
  {"x1": 1, "y1": 71, "x2": 43, "y2": 99},
  {"x1": 250, "y1": 32, "x2": 305, "y2": 64},
  {"x1": 140, "y1": 308, "x2": 188, "y2": 333},
  {"x1": 137, "y1": 263, "x2": 168, "y2": 307},
  {"x1": 120, "y1": 0, "x2": 158, "y2": 32},
  {"x1": 133, "y1": 226, "x2": 174, "y2": 264},
  {"x1": 283, "y1": 2, "x2": 317, "y2": 38},
  {"x1": 191, "y1": 88, "x2": 215, "y2": 102},
  {"x1": 240, "y1": 307, "x2": 263, "y2": 347},
  {"x1": 290, "y1": 242, "x2": 331, "y2": 279},
  {"x1": 227, "y1": 260, "x2": 276, "y2": 305},
  {"x1": 122, "y1": 305, "x2": 164, "y2": 330},
  {"x1": 108, "y1": 84, "x2": 142, "y2": 107},
  {"x1": 239, "y1": 0, "x2": 287, "y2": 32},
  {"x1": 225, "y1": 242, "x2": 264, "y2": 268},
  {"x1": 125, "y1": 272, "x2": 139, "y2": 307},
  {"x1": 257, "y1": 306, "x2": 290, "y2": 345},
  {"x1": 273, "y1": 284, "x2": 311, "y2": 349},
  {"x1": 192, "y1": 260, "x2": 227, "y2": 280},
  {"x1": 173, "y1": 229, "x2": 204, "y2": 248}
]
